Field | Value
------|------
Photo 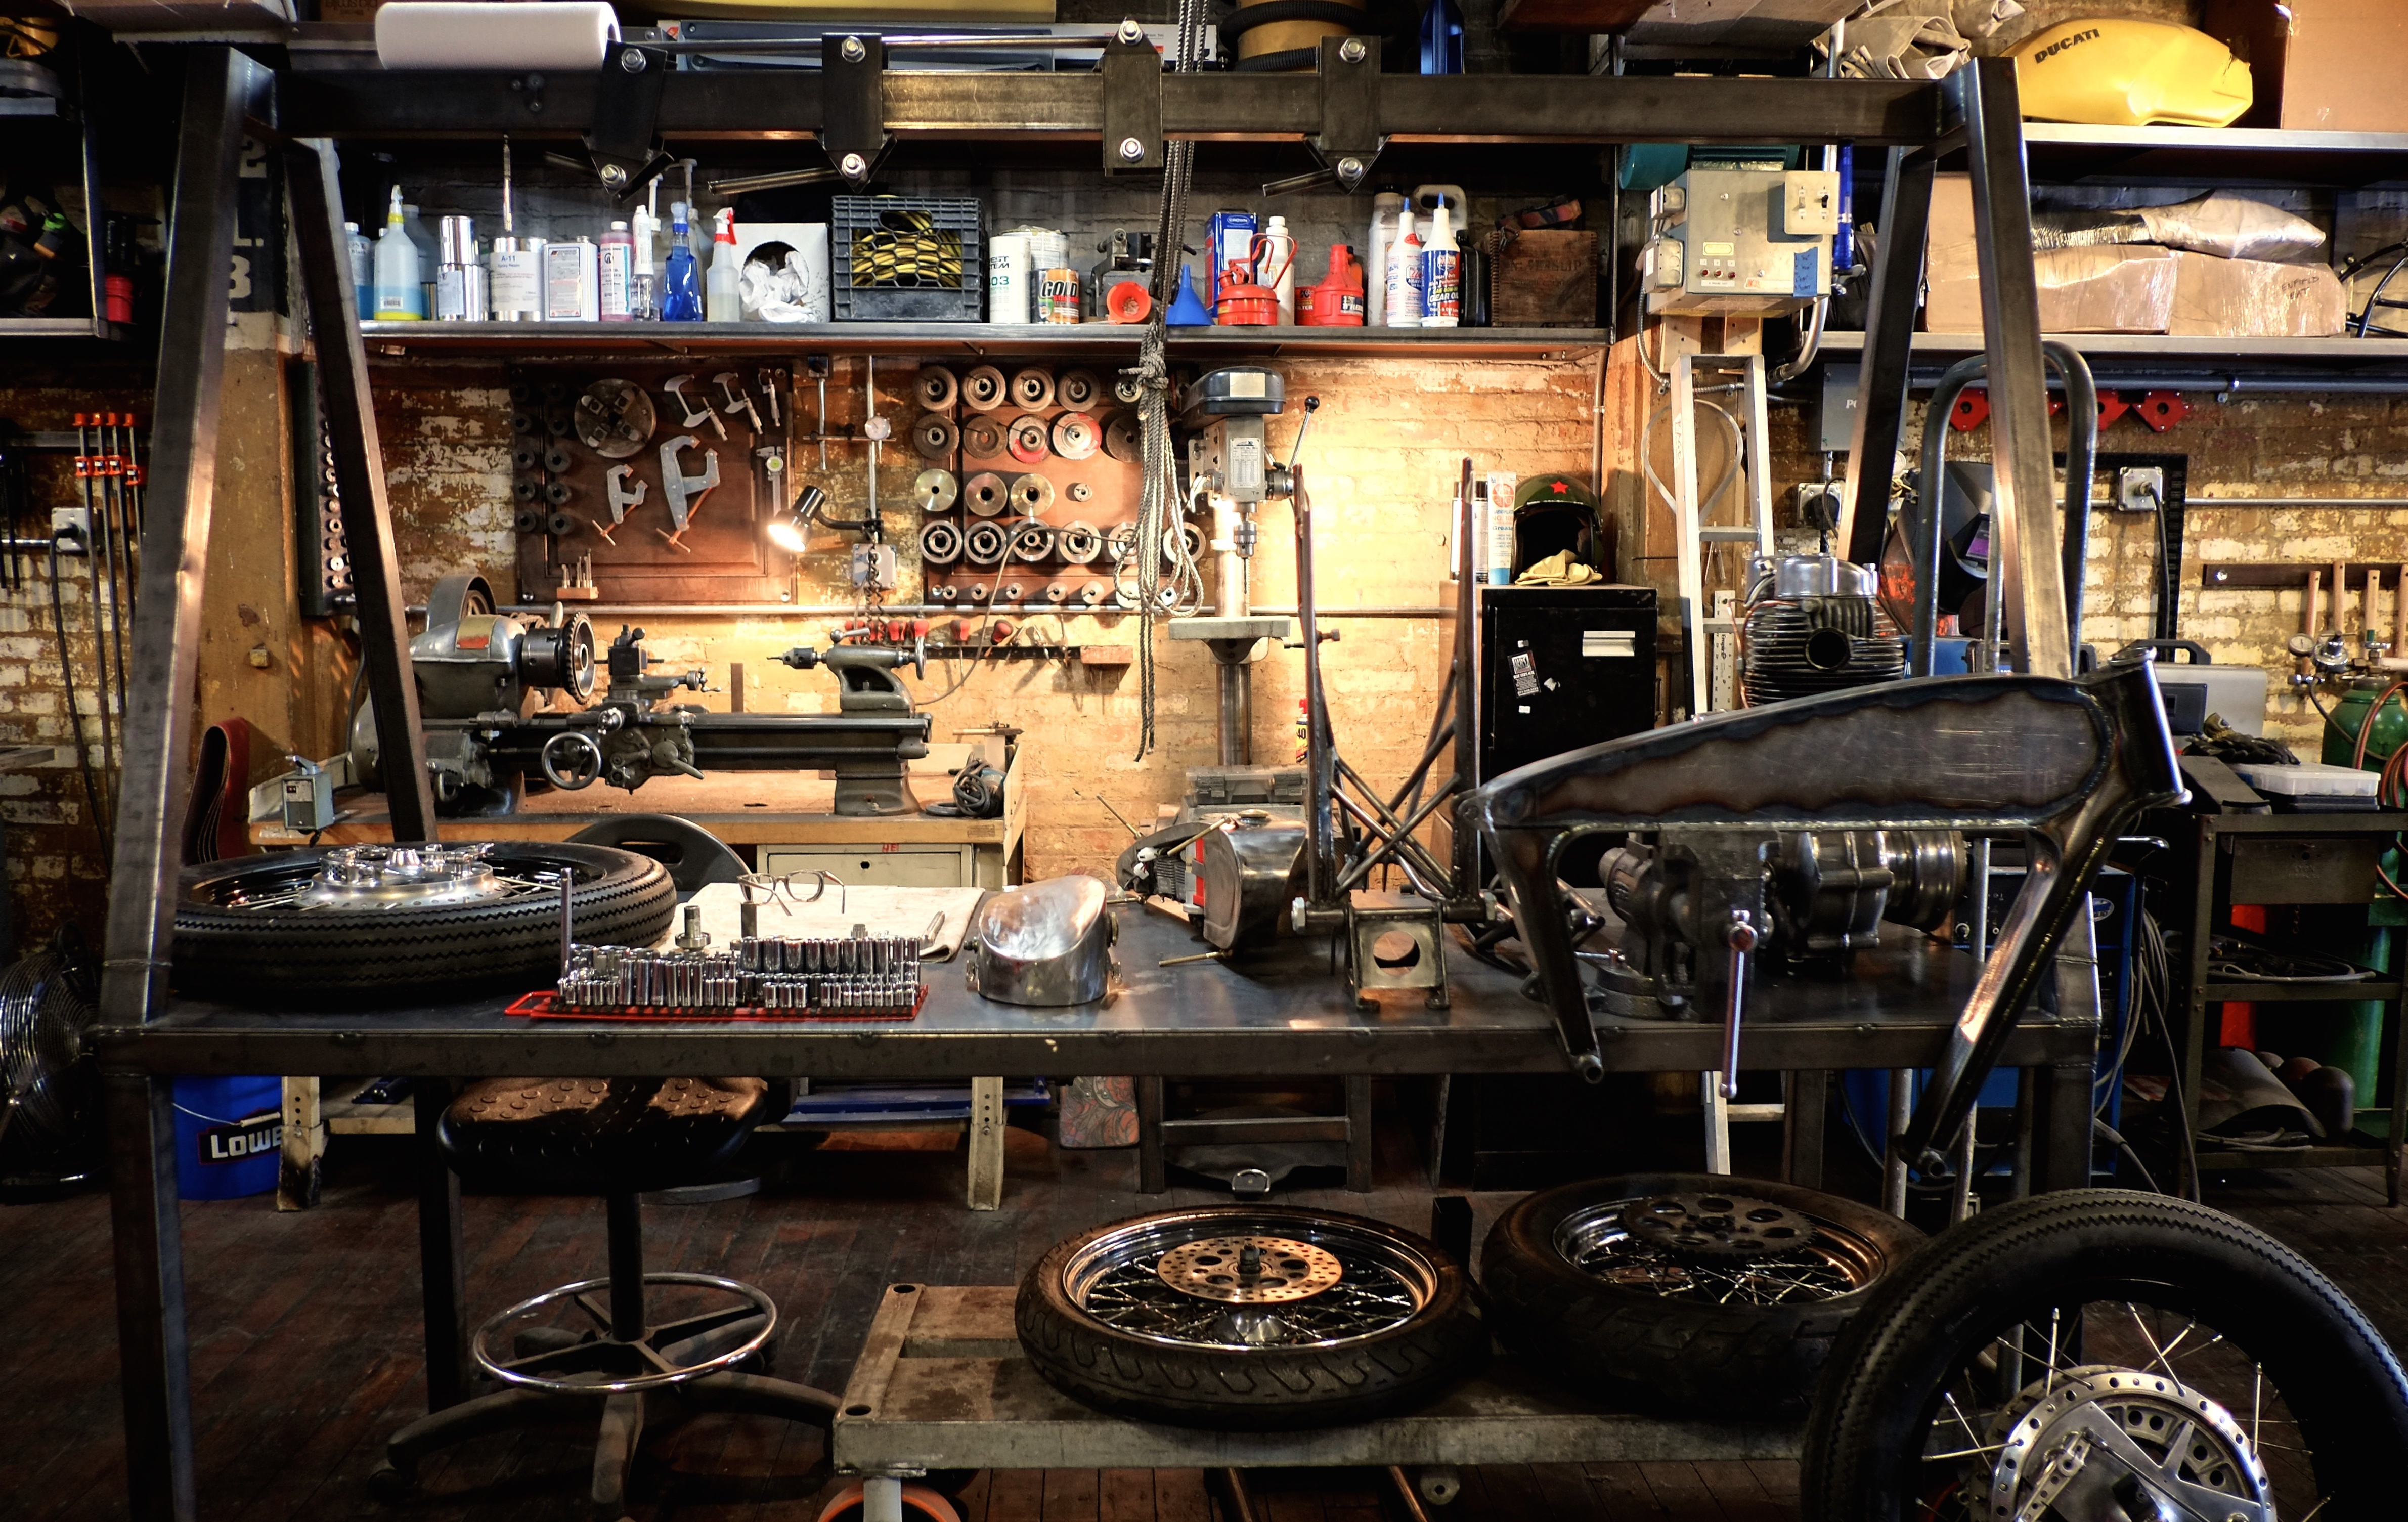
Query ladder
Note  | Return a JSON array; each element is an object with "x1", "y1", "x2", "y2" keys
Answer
[{"x1": 1666, "y1": 350, "x2": 1776, "y2": 716}]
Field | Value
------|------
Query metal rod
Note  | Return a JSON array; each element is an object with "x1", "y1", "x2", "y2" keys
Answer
[
  {"x1": 1884, "y1": 1066, "x2": 1914, "y2": 1218},
  {"x1": 1451, "y1": 458, "x2": 1479, "y2": 895},
  {"x1": 1840, "y1": 145, "x2": 1936, "y2": 566},
  {"x1": 1294, "y1": 468, "x2": 1335, "y2": 911}
]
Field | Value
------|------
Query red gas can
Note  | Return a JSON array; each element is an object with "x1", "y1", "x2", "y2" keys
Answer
[{"x1": 1299, "y1": 244, "x2": 1366, "y2": 327}]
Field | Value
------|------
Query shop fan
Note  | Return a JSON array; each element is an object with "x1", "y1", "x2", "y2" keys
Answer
[{"x1": 0, "y1": 928, "x2": 100, "y2": 1194}]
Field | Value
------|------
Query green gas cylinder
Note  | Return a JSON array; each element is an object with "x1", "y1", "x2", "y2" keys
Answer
[{"x1": 2322, "y1": 678, "x2": 2408, "y2": 770}]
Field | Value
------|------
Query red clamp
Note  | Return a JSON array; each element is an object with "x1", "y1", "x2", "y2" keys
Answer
[
  {"x1": 1948, "y1": 389, "x2": 1989, "y2": 432},
  {"x1": 2095, "y1": 391, "x2": 2132, "y2": 430},
  {"x1": 2135, "y1": 392, "x2": 2188, "y2": 433}
]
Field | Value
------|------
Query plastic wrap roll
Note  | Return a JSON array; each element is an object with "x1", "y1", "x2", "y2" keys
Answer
[{"x1": 376, "y1": 2, "x2": 619, "y2": 71}]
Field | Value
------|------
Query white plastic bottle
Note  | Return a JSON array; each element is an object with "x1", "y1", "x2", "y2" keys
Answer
[
  {"x1": 599, "y1": 220, "x2": 632, "y2": 321},
  {"x1": 629, "y1": 199, "x2": 660, "y2": 320},
  {"x1": 1366, "y1": 191, "x2": 1403, "y2": 328},
  {"x1": 1261, "y1": 213, "x2": 1297, "y2": 325},
  {"x1": 371, "y1": 187, "x2": 422, "y2": 321},
  {"x1": 707, "y1": 208, "x2": 742, "y2": 323},
  {"x1": 1421, "y1": 199, "x2": 1460, "y2": 327},
  {"x1": 345, "y1": 221, "x2": 372, "y2": 317},
  {"x1": 400, "y1": 202, "x2": 438, "y2": 318},
  {"x1": 1384, "y1": 209, "x2": 1422, "y2": 328}
]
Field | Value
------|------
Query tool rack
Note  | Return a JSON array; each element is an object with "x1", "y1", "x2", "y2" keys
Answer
[{"x1": 94, "y1": 37, "x2": 2072, "y2": 1521}]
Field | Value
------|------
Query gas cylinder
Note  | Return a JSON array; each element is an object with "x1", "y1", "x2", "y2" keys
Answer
[
  {"x1": 2323, "y1": 678, "x2": 2408, "y2": 769},
  {"x1": 1299, "y1": 244, "x2": 1366, "y2": 326}
]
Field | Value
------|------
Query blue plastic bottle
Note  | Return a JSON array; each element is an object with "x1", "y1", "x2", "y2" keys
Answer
[
  {"x1": 661, "y1": 200, "x2": 703, "y2": 322},
  {"x1": 1420, "y1": 0, "x2": 1463, "y2": 74}
]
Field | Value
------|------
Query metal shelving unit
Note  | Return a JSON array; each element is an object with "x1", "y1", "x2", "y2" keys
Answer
[
  {"x1": 356, "y1": 320, "x2": 1612, "y2": 359},
  {"x1": 2019, "y1": 122, "x2": 2408, "y2": 188}
]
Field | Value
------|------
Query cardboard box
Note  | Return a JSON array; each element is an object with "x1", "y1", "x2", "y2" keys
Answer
[
  {"x1": 1924, "y1": 173, "x2": 2177, "y2": 334},
  {"x1": 2169, "y1": 251, "x2": 2346, "y2": 338},
  {"x1": 2206, "y1": 0, "x2": 2408, "y2": 133}
]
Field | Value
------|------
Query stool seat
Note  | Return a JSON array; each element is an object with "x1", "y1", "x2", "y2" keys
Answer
[{"x1": 440, "y1": 1076, "x2": 768, "y2": 1195}]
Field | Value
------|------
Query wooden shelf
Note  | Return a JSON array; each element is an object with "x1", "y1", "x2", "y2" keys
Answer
[{"x1": 358, "y1": 321, "x2": 1612, "y2": 360}]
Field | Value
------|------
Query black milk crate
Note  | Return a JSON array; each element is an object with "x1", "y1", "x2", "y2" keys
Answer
[{"x1": 833, "y1": 195, "x2": 984, "y2": 321}]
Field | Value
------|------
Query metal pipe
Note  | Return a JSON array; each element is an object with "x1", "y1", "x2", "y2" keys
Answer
[
  {"x1": 1215, "y1": 658, "x2": 1248, "y2": 766},
  {"x1": 1913, "y1": 356, "x2": 1988, "y2": 678},
  {"x1": 2043, "y1": 340, "x2": 2099, "y2": 648},
  {"x1": 1295, "y1": 467, "x2": 1336, "y2": 909},
  {"x1": 1883, "y1": 1066, "x2": 1913, "y2": 1218},
  {"x1": 2187, "y1": 495, "x2": 2408, "y2": 508},
  {"x1": 1451, "y1": 458, "x2": 1479, "y2": 896},
  {"x1": 483, "y1": 602, "x2": 1465, "y2": 619}
]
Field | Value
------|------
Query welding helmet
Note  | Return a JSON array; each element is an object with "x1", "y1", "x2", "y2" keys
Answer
[{"x1": 2010, "y1": 19, "x2": 2252, "y2": 129}]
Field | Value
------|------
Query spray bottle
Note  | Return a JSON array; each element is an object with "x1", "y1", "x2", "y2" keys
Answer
[
  {"x1": 661, "y1": 201, "x2": 702, "y2": 322},
  {"x1": 1383, "y1": 207, "x2": 1422, "y2": 328},
  {"x1": 1366, "y1": 191, "x2": 1404, "y2": 328},
  {"x1": 1421, "y1": 197, "x2": 1460, "y2": 327},
  {"x1": 629, "y1": 179, "x2": 661, "y2": 320},
  {"x1": 707, "y1": 207, "x2": 742, "y2": 322},
  {"x1": 371, "y1": 186, "x2": 422, "y2": 321}
]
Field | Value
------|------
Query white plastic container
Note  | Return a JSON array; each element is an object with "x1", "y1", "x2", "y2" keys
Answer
[
  {"x1": 706, "y1": 208, "x2": 741, "y2": 323},
  {"x1": 1262, "y1": 213, "x2": 1297, "y2": 325},
  {"x1": 345, "y1": 221, "x2": 372, "y2": 316},
  {"x1": 1366, "y1": 191, "x2": 1404, "y2": 328},
  {"x1": 599, "y1": 220, "x2": 633, "y2": 321},
  {"x1": 371, "y1": 187, "x2": 422, "y2": 321},
  {"x1": 543, "y1": 237, "x2": 600, "y2": 322},
  {"x1": 1383, "y1": 210, "x2": 1422, "y2": 328},
  {"x1": 989, "y1": 232, "x2": 1032, "y2": 324},
  {"x1": 1421, "y1": 199, "x2": 1460, "y2": 327}
]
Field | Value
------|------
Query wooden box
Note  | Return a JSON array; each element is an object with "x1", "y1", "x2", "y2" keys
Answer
[{"x1": 1490, "y1": 230, "x2": 1598, "y2": 328}]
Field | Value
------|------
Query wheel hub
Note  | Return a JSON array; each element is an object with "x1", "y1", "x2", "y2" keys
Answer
[
  {"x1": 1156, "y1": 1236, "x2": 1343, "y2": 1304},
  {"x1": 1621, "y1": 1193, "x2": 1819, "y2": 1259},
  {"x1": 1987, "y1": 1367, "x2": 2272, "y2": 1522},
  {"x1": 301, "y1": 844, "x2": 515, "y2": 908}
]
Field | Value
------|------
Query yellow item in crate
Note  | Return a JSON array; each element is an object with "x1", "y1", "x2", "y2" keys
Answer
[
  {"x1": 2010, "y1": 19, "x2": 2252, "y2": 128},
  {"x1": 850, "y1": 208, "x2": 965, "y2": 290}
]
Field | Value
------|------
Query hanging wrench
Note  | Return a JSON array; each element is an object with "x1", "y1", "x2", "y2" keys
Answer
[
  {"x1": 662, "y1": 374, "x2": 725, "y2": 441},
  {"x1": 592, "y1": 463, "x2": 647, "y2": 543},
  {"x1": 657, "y1": 434, "x2": 720, "y2": 552},
  {"x1": 713, "y1": 371, "x2": 764, "y2": 434}
]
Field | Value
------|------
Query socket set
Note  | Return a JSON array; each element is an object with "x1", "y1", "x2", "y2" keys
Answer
[{"x1": 551, "y1": 934, "x2": 926, "y2": 1017}]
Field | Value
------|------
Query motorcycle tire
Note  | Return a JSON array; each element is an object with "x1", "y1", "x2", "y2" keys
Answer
[
  {"x1": 1017, "y1": 1205, "x2": 1485, "y2": 1430},
  {"x1": 171, "y1": 842, "x2": 675, "y2": 1005},
  {"x1": 1479, "y1": 1172, "x2": 1924, "y2": 1415},
  {"x1": 1803, "y1": 1189, "x2": 2408, "y2": 1521}
]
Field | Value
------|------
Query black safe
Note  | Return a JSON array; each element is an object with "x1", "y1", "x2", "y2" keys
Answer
[{"x1": 1477, "y1": 584, "x2": 1658, "y2": 781}]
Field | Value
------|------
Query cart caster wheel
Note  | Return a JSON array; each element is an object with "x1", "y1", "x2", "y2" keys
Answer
[
  {"x1": 1418, "y1": 1466, "x2": 1462, "y2": 1506},
  {"x1": 366, "y1": 1461, "x2": 416, "y2": 1501},
  {"x1": 815, "y1": 1478, "x2": 963, "y2": 1522}
]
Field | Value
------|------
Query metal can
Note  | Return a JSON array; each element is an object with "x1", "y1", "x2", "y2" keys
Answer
[{"x1": 1039, "y1": 267, "x2": 1082, "y2": 324}]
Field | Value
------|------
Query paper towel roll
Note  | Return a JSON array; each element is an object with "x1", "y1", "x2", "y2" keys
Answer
[{"x1": 376, "y1": 2, "x2": 619, "y2": 72}]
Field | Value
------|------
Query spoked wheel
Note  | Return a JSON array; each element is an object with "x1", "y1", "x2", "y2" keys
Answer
[
  {"x1": 1016, "y1": 1206, "x2": 1484, "y2": 1430},
  {"x1": 1804, "y1": 1190, "x2": 2408, "y2": 1521},
  {"x1": 1480, "y1": 1173, "x2": 1923, "y2": 1414},
  {"x1": 172, "y1": 841, "x2": 675, "y2": 1004}
]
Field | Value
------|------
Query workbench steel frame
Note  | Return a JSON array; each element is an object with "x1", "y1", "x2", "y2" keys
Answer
[{"x1": 95, "y1": 45, "x2": 2061, "y2": 1522}]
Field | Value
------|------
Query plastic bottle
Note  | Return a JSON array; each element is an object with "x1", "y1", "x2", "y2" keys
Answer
[
  {"x1": 1384, "y1": 209, "x2": 1422, "y2": 328},
  {"x1": 1421, "y1": 199, "x2": 1460, "y2": 327},
  {"x1": 600, "y1": 220, "x2": 633, "y2": 321},
  {"x1": 707, "y1": 208, "x2": 742, "y2": 323},
  {"x1": 1366, "y1": 191, "x2": 1403, "y2": 328},
  {"x1": 543, "y1": 236, "x2": 600, "y2": 322},
  {"x1": 629, "y1": 199, "x2": 660, "y2": 320},
  {"x1": 661, "y1": 201, "x2": 702, "y2": 322},
  {"x1": 371, "y1": 187, "x2": 423, "y2": 321},
  {"x1": 400, "y1": 202, "x2": 438, "y2": 319},
  {"x1": 345, "y1": 221, "x2": 372, "y2": 317},
  {"x1": 1303, "y1": 243, "x2": 1365, "y2": 326},
  {"x1": 1261, "y1": 214, "x2": 1297, "y2": 325}
]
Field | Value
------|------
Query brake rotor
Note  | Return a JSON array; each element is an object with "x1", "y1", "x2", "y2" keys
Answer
[
  {"x1": 912, "y1": 413, "x2": 959, "y2": 460},
  {"x1": 914, "y1": 468, "x2": 959, "y2": 514},
  {"x1": 1052, "y1": 411, "x2": 1101, "y2": 460},
  {"x1": 1009, "y1": 473, "x2": 1055, "y2": 516},
  {"x1": 1011, "y1": 367, "x2": 1055, "y2": 411},
  {"x1": 1619, "y1": 1193, "x2": 1818, "y2": 1260},
  {"x1": 1104, "y1": 413, "x2": 1142, "y2": 462},
  {"x1": 961, "y1": 365, "x2": 1008, "y2": 412},
  {"x1": 299, "y1": 844, "x2": 512, "y2": 908},
  {"x1": 1987, "y1": 1367, "x2": 2271, "y2": 1520},
  {"x1": 914, "y1": 365, "x2": 959, "y2": 412},
  {"x1": 1008, "y1": 415, "x2": 1052, "y2": 465},
  {"x1": 962, "y1": 471, "x2": 1009, "y2": 517},
  {"x1": 1156, "y1": 1236, "x2": 1343, "y2": 1305},
  {"x1": 1057, "y1": 368, "x2": 1101, "y2": 410},
  {"x1": 961, "y1": 416, "x2": 1006, "y2": 459},
  {"x1": 572, "y1": 380, "x2": 655, "y2": 459}
]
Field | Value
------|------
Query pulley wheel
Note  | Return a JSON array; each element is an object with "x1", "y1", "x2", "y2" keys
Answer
[
  {"x1": 1008, "y1": 415, "x2": 1052, "y2": 465},
  {"x1": 1009, "y1": 523, "x2": 1055, "y2": 562},
  {"x1": 513, "y1": 477, "x2": 540, "y2": 504},
  {"x1": 543, "y1": 509, "x2": 574, "y2": 537},
  {"x1": 1041, "y1": 582, "x2": 1070, "y2": 604},
  {"x1": 914, "y1": 365, "x2": 960, "y2": 412},
  {"x1": 1075, "y1": 579, "x2": 1109, "y2": 606},
  {"x1": 1113, "y1": 373, "x2": 1145, "y2": 405},
  {"x1": 962, "y1": 582, "x2": 992, "y2": 605},
  {"x1": 1177, "y1": 521, "x2": 1206, "y2": 560},
  {"x1": 918, "y1": 519, "x2": 965, "y2": 567},
  {"x1": 543, "y1": 444, "x2": 574, "y2": 475},
  {"x1": 1052, "y1": 411, "x2": 1101, "y2": 460},
  {"x1": 1057, "y1": 368, "x2": 1102, "y2": 410},
  {"x1": 1620, "y1": 1193, "x2": 1819, "y2": 1260},
  {"x1": 1056, "y1": 521, "x2": 1104, "y2": 566},
  {"x1": 962, "y1": 471, "x2": 1009, "y2": 518},
  {"x1": 544, "y1": 480, "x2": 574, "y2": 507},
  {"x1": 913, "y1": 413, "x2": 959, "y2": 460},
  {"x1": 572, "y1": 379, "x2": 656, "y2": 459},
  {"x1": 964, "y1": 520, "x2": 1010, "y2": 567},
  {"x1": 961, "y1": 365, "x2": 1008, "y2": 412},
  {"x1": 1011, "y1": 367, "x2": 1055, "y2": 411},
  {"x1": 927, "y1": 583, "x2": 959, "y2": 604},
  {"x1": 1009, "y1": 473, "x2": 1056, "y2": 516},
  {"x1": 545, "y1": 406, "x2": 575, "y2": 438},
  {"x1": 511, "y1": 443, "x2": 542, "y2": 473},
  {"x1": 1104, "y1": 413, "x2": 1142, "y2": 462},
  {"x1": 962, "y1": 417, "x2": 1006, "y2": 459},
  {"x1": 1104, "y1": 521, "x2": 1141, "y2": 564},
  {"x1": 914, "y1": 468, "x2": 960, "y2": 514}
]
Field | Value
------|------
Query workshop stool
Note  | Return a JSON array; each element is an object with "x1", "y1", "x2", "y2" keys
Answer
[{"x1": 370, "y1": 1076, "x2": 837, "y2": 1519}]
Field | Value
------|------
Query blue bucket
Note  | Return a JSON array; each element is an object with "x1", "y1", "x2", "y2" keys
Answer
[{"x1": 171, "y1": 1075, "x2": 283, "y2": 1200}]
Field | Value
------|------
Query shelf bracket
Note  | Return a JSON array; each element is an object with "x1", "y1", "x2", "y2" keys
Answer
[
  {"x1": 1099, "y1": 21, "x2": 1163, "y2": 175},
  {"x1": 1308, "y1": 35, "x2": 1384, "y2": 192},
  {"x1": 582, "y1": 42, "x2": 673, "y2": 199},
  {"x1": 823, "y1": 33, "x2": 889, "y2": 187}
]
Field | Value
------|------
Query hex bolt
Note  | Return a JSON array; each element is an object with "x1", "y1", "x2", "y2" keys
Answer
[
  {"x1": 619, "y1": 46, "x2": 646, "y2": 72},
  {"x1": 1117, "y1": 17, "x2": 1144, "y2": 42},
  {"x1": 1337, "y1": 156, "x2": 1366, "y2": 183},
  {"x1": 839, "y1": 35, "x2": 866, "y2": 62},
  {"x1": 600, "y1": 163, "x2": 628, "y2": 188},
  {"x1": 1339, "y1": 37, "x2": 1366, "y2": 63},
  {"x1": 841, "y1": 152, "x2": 867, "y2": 179},
  {"x1": 1119, "y1": 137, "x2": 1146, "y2": 163}
]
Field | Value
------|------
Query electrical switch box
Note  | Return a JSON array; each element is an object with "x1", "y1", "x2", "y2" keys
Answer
[{"x1": 1645, "y1": 163, "x2": 1836, "y2": 317}]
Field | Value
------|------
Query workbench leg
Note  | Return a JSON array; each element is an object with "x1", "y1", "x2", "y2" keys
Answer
[
  {"x1": 1345, "y1": 1074, "x2": 1375, "y2": 1192},
  {"x1": 1781, "y1": 1069, "x2": 1828, "y2": 1191},
  {"x1": 1136, "y1": 1075, "x2": 1167, "y2": 1194},
  {"x1": 413, "y1": 1079, "x2": 469, "y2": 1410},
  {"x1": 2035, "y1": 1061, "x2": 2093, "y2": 1195},
  {"x1": 862, "y1": 1475, "x2": 905, "y2": 1522},
  {"x1": 967, "y1": 1076, "x2": 1004, "y2": 1211},
  {"x1": 278, "y1": 1075, "x2": 325, "y2": 1211},
  {"x1": 106, "y1": 1073, "x2": 195, "y2": 1522}
]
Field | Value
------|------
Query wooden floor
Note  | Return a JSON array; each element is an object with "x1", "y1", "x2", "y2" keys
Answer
[{"x1": 1, "y1": 1119, "x2": 2401, "y2": 1522}]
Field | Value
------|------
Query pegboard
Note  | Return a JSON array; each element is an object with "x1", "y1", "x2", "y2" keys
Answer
[
  {"x1": 508, "y1": 363, "x2": 793, "y2": 604},
  {"x1": 909, "y1": 361, "x2": 1154, "y2": 613}
]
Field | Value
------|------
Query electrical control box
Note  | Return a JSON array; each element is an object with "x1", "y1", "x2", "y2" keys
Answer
[{"x1": 1646, "y1": 165, "x2": 1838, "y2": 316}]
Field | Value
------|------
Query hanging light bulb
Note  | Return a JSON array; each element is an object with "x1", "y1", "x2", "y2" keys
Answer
[{"x1": 767, "y1": 484, "x2": 826, "y2": 554}]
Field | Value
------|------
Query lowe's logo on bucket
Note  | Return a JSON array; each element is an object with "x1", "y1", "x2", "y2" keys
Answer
[{"x1": 198, "y1": 1110, "x2": 282, "y2": 1164}]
